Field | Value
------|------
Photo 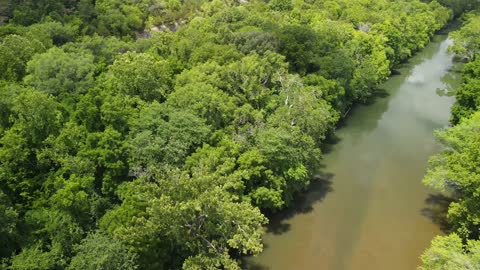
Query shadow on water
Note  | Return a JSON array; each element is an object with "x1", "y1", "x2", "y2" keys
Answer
[
  {"x1": 363, "y1": 88, "x2": 390, "y2": 106},
  {"x1": 241, "y1": 260, "x2": 270, "y2": 270},
  {"x1": 440, "y1": 62, "x2": 464, "y2": 95},
  {"x1": 321, "y1": 133, "x2": 342, "y2": 155},
  {"x1": 421, "y1": 194, "x2": 453, "y2": 233},
  {"x1": 265, "y1": 174, "x2": 334, "y2": 235},
  {"x1": 333, "y1": 87, "x2": 391, "y2": 135},
  {"x1": 240, "y1": 175, "x2": 334, "y2": 270},
  {"x1": 390, "y1": 69, "x2": 401, "y2": 76},
  {"x1": 438, "y1": 20, "x2": 461, "y2": 35}
]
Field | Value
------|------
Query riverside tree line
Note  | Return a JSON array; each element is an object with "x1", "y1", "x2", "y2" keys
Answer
[{"x1": 419, "y1": 10, "x2": 480, "y2": 270}]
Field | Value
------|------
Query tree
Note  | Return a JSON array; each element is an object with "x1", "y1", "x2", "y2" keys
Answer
[
  {"x1": 25, "y1": 21, "x2": 78, "y2": 47},
  {"x1": 68, "y1": 232, "x2": 138, "y2": 270},
  {"x1": 434, "y1": 0, "x2": 480, "y2": 17},
  {"x1": 0, "y1": 88, "x2": 61, "y2": 203},
  {"x1": 166, "y1": 82, "x2": 236, "y2": 128},
  {"x1": 450, "y1": 15, "x2": 480, "y2": 61},
  {"x1": 451, "y1": 78, "x2": 480, "y2": 124},
  {"x1": 423, "y1": 112, "x2": 480, "y2": 239},
  {"x1": 419, "y1": 233, "x2": 480, "y2": 270},
  {"x1": 232, "y1": 31, "x2": 279, "y2": 55},
  {"x1": 347, "y1": 31, "x2": 390, "y2": 101},
  {"x1": 24, "y1": 47, "x2": 96, "y2": 98},
  {"x1": 0, "y1": 82, "x2": 21, "y2": 135},
  {"x1": 10, "y1": 0, "x2": 70, "y2": 26},
  {"x1": 268, "y1": 74, "x2": 338, "y2": 145},
  {"x1": 128, "y1": 102, "x2": 211, "y2": 176},
  {"x1": 105, "y1": 52, "x2": 172, "y2": 102},
  {"x1": 278, "y1": 24, "x2": 320, "y2": 75},
  {"x1": 13, "y1": 208, "x2": 84, "y2": 269},
  {"x1": 95, "y1": 0, "x2": 145, "y2": 37},
  {"x1": 63, "y1": 35, "x2": 132, "y2": 70},
  {"x1": 224, "y1": 51, "x2": 287, "y2": 109},
  {"x1": 0, "y1": 190, "x2": 18, "y2": 258},
  {"x1": 253, "y1": 126, "x2": 320, "y2": 209},
  {"x1": 0, "y1": 35, "x2": 45, "y2": 81},
  {"x1": 101, "y1": 172, "x2": 266, "y2": 270},
  {"x1": 269, "y1": 0, "x2": 293, "y2": 12},
  {"x1": 451, "y1": 59, "x2": 480, "y2": 124},
  {"x1": 9, "y1": 242, "x2": 64, "y2": 270}
]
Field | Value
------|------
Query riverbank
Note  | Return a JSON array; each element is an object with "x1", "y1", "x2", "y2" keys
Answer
[{"x1": 245, "y1": 31, "x2": 462, "y2": 270}]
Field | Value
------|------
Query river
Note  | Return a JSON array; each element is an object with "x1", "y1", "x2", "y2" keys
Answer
[{"x1": 245, "y1": 32, "x2": 462, "y2": 270}]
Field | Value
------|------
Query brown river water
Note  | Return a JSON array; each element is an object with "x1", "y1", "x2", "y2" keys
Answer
[{"x1": 245, "y1": 32, "x2": 462, "y2": 270}]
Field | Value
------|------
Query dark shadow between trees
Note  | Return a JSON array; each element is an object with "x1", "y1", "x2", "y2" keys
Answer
[{"x1": 421, "y1": 193, "x2": 453, "y2": 233}]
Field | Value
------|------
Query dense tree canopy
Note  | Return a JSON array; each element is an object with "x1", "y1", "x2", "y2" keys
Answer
[
  {"x1": 423, "y1": 112, "x2": 480, "y2": 238},
  {"x1": 0, "y1": 0, "x2": 467, "y2": 269}
]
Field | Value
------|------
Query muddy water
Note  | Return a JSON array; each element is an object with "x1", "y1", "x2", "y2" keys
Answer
[{"x1": 246, "y1": 33, "x2": 462, "y2": 270}]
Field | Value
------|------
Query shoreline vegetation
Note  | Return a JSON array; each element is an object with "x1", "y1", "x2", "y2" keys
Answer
[
  {"x1": 419, "y1": 10, "x2": 480, "y2": 269},
  {"x1": 0, "y1": 0, "x2": 478, "y2": 269}
]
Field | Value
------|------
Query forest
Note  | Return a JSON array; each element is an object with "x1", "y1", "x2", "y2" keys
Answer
[{"x1": 0, "y1": 0, "x2": 478, "y2": 269}]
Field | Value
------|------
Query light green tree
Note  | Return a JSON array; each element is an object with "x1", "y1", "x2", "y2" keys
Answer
[
  {"x1": 105, "y1": 52, "x2": 172, "y2": 101},
  {"x1": 450, "y1": 16, "x2": 480, "y2": 61},
  {"x1": 24, "y1": 48, "x2": 96, "y2": 97},
  {"x1": 0, "y1": 35, "x2": 45, "y2": 81},
  {"x1": 419, "y1": 233, "x2": 480, "y2": 270},
  {"x1": 68, "y1": 232, "x2": 138, "y2": 270},
  {"x1": 423, "y1": 112, "x2": 480, "y2": 238}
]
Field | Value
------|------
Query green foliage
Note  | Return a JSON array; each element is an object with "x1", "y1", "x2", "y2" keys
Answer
[
  {"x1": 128, "y1": 102, "x2": 211, "y2": 175},
  {"x1": 105, "y1": 52, "x2": 172, "y2": 101},
  {"x1": 23, "y1": 208, "x2": 84, "y2": 257},
  {"x1": 24, "y1": 48, "x2": 96, "y2": 97},
  {"x1": 433, "y1": 0, "x2": 480, "y2": 16},
  {"x1": 26, "y1": 21, "x2": 79, "y2": 47},
  {"x1": 63, "y1": 35, "x2": 132, "y2": 70},
  {"x1": 0, "y1": 0, "x2": 458, "y2": 268},
  {"x1": 269, "y1": 0, "x2": 293, "y2": 12},
  {"x1": 166, "y1": 81, "x2": 236, "y2": 128},
  {"x1": 419, "y1": 233, "x2": 480, "y2": 270},
  {"x1": 450, "y1": 15, "x2": 480, "y2": 61},
  {"x1": 9, "y1": 242, "x2": 64, "y2": 270},
  {"x1": 268, "y1": 75, "x2": 338, "y2": 144},
  {"x1": 68, "y1": 232, "x2": 138, "y2": 270},
  {"x1": 0, "y1": 190, "x2": 18, "y2": 257},
  {"x1": 101, "y1": 172, "x2": 266, "y2": 270},
  {"x1": 10, "y1": 0, "x2": 71, "y2": 26},
  {"x1": 451, "y1": 77, "x2": 480, "y2": 124},
  {"x1": 421, "y1": 14, "x2": 480, "y2": 269},
  {"x1": 0, "y1": 88, "x2": 62, "y2": 204},
  {"x1": 450, "y1": 18, "x2": 480, "y2": 124},
  {"x1": 232, "y1": 31, "x2": 279, "y2": 55},
  {"x1": 278, "y1": 24, "x2": 320, "y2": 75},
  {"x1": 423, "y1": 112, "x2": 480, "y2": 239},
  {"x1": 95, "y1": 0, "x2": 145, "y2": 37},
  {"x1": 0, "y1": 35, "x2": 45, "y2": 81}
]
